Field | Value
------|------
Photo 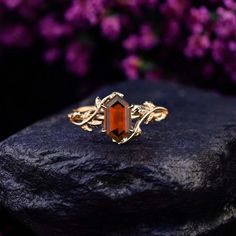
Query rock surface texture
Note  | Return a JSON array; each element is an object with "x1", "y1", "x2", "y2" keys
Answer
[{"x1": 1, "y1": 81, "x2": 236, "y2": 236}]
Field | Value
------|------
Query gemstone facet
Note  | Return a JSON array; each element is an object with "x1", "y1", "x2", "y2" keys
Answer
[{"x1": 104, "y1": 95, "x2": 131, "y2": 142}]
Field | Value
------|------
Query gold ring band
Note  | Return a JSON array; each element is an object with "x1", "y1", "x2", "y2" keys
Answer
[{"x1": 68, "y1": 92, "x2": 168, "y2": 144}]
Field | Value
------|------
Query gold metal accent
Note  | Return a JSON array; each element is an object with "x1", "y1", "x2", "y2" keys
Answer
[{"x1": 68, "y1": 92, "x2": 168, "y2": 144}]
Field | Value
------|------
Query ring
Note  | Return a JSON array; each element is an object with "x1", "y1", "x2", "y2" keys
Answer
[{"x1": 68, "y1": 92, "x2": 168, "y2": 144}]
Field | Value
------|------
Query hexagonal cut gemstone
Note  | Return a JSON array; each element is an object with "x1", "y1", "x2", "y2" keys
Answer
[{"x1": 104, "y1": 95, "x2": 131, "y2": 142}]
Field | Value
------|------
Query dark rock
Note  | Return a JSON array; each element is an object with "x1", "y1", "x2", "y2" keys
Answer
[{"x1": 1, "y1": 80, "x2": 236, "y2": 236}]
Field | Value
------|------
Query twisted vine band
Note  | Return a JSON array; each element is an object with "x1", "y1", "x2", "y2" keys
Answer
[{"x1": 68, "y1": 92, "x2": 168, "y2": 144}]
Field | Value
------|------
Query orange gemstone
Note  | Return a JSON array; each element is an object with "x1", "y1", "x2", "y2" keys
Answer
[{"x1": 104, "y1": 95, "x2": 131, "y2": 142}]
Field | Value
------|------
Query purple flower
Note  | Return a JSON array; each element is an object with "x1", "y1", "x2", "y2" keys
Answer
[
  {"x1": 160, "y1": 0, "x2": 188, "y2": 18},
  {"x1": 1, "y1": 0, "x2": 43, "y2": 18},
  {"x1": 0, "y1": 24, "x2": 31, "y2": 47},
  {"x1": 101, "y1": 15, "x2": 121, "y2": 40},
  {"x1": 228, "y1": 41, "x2": 236, "y2": 52},
  {"x1": 121, "y1": 55, "x2": 141, "y2": 80},
  {"x1": 224, "y1": 0, "x2": 236, "y2": 10},
  {"x1": 3, "y1": 0, "x2": 21, "y2": 9},
  {"x1": 123, "y1": 34, "x2": 140, "y2": 52},
  {"x1": 211, "y1": 39, "x2": 225, "y2": 62},
  {"x1": 66, "y1": 41, "x2": 91, "y2": 76},
  {"x1": 65, "y1": 0, "x2": 82, "y2": 22},
  {"x1": 139, "y1": 24, "x2": 157, "y2": 50},
  {"x1": 65, "y1": 0, "x2": 105, "y2": 25},
  {"x1": 188, "y1": 6, "x2": 210, "y2": 34},
  {"x1": 39, "y1": 15, "x2": 72, "y2": 42},
  {"x1": 215, "y1": 7, "x2": 236, "y2": 38},
  {"x1": 185, "y1": 34, "x2": 210, "y2": 58},
  {"x1": 123, "y1": 24, "x2": 157, "y2": 51},
  {"x1": 43, "y1": 47, "x2": 61, "y2": 63}
]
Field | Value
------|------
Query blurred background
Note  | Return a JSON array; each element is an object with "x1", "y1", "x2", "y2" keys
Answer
[{"x1": 1, "y1": 0, "x2": 236, "y2": 235}]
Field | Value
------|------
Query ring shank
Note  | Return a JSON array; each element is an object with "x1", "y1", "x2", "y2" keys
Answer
[
  {"x1": 74, "y1": 106, "x2": 97, "y2": 112},
  {"x1": 72, "y1": 105, "x2": 168, "y2": 120}
]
